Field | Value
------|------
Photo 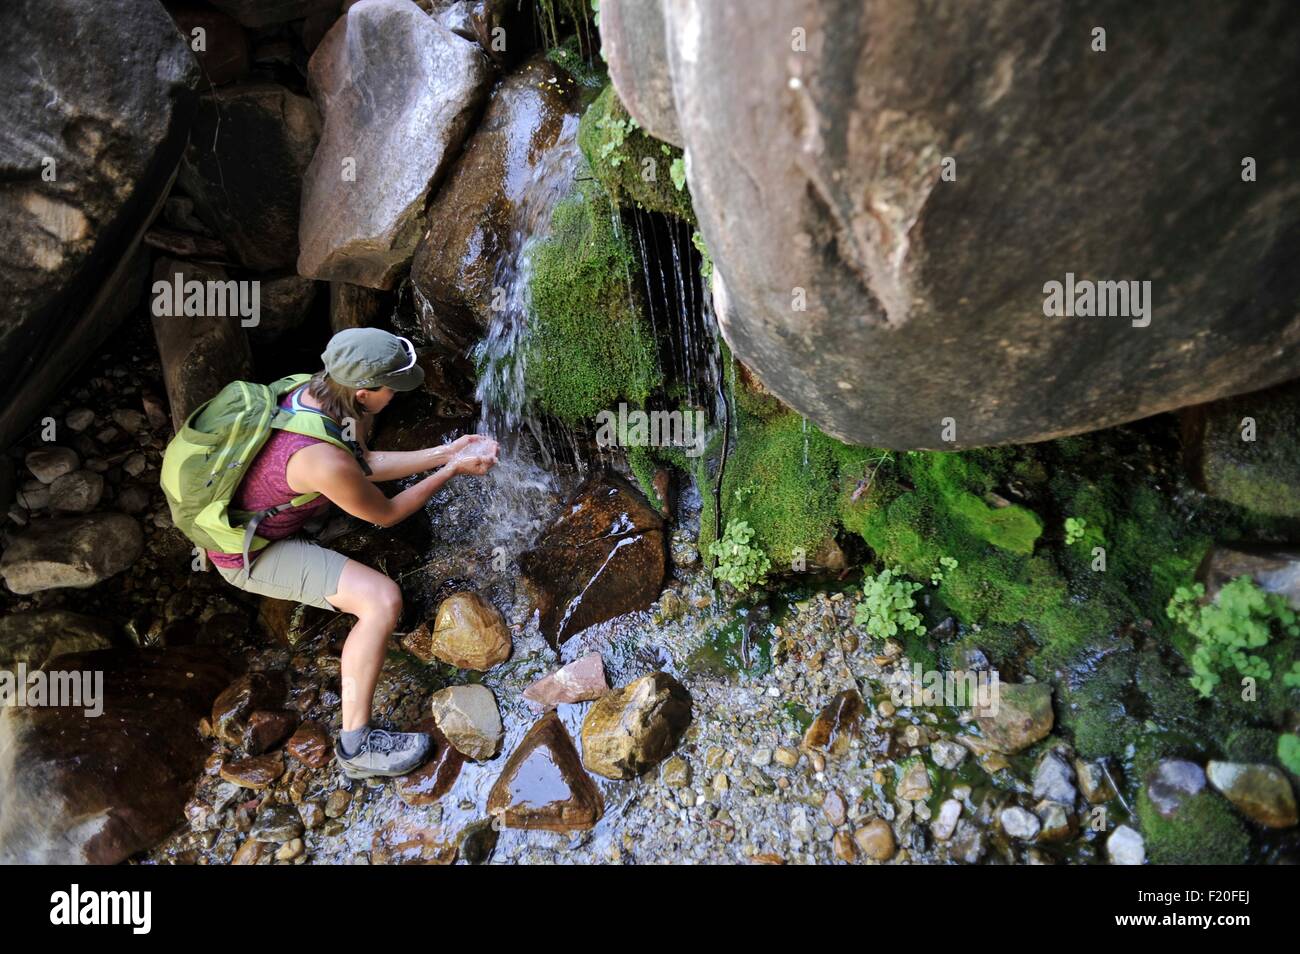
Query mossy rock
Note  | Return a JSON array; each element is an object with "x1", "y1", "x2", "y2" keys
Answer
[
  {"x1": 578, "y1": 84, "x2": 695, "y2": 223},
  {"x1": 522, "y1": 173, "x2": 662, "y2": 424},
  {"x1": 1136, "y1": 787, "x2": 1252, "y2": 865},
  {"x1": 1192, "y1": 380, "x2": 1300, "y2": 519}
]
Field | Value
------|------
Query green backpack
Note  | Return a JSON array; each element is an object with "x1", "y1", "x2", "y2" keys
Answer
[{"x1": 161, "y1": 374, "x2": 360, "y2": 565}]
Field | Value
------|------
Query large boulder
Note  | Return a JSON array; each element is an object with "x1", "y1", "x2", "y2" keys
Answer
[
  {"x1": 597, "y1": 0, "x2": 681, "y2": 146},
  {"x1": 411, "y1": 54, "x2": 582, "y2": 351},
  {"x1": 609, "y1": 0, "x2": 1300, "y2": 448},
  {"x1": 178, "y1": 82, "x2": 321, "y2": 271},
  {"x1": 520, "y1": 472, "x2": 667, "y2": 648},
  {"x1": 580, "y1": 671, "x2": 691, "y2": 779},
  {"x1": 0, "y1": 513, "x2": 144, "y2": 594},
  {"x1": 0, "y1": 0, "x2": 197, "y2": 450},
  {"x1": 486, "y1": 711, "x2": 603, "y2": 831},
  {"x1": 0, "y1": 647, "x2": 232, "y2": 864},
  {"x1": 0, "y1": 611, "x2": 117, "y2": 671},
  {"x1": 298, "y1": 0, "x2": 494, "y2": 288}
]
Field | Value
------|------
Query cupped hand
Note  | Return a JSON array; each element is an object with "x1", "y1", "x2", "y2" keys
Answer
[{"x1": 451, "y1": 437, "x2": 499, "y2": 476}]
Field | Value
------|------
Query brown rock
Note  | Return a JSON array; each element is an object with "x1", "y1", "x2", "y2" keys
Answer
[
  {"x1": 855, "y1": 818, "x2": 896, "y2": 861},
  {"x1": 487, "y1": 711, "x2": 603, "y2": 831},
  {"x1": 428, "y1": 684, "x2": 502, "y2": 760},
  {"x1": 822, "y1": 789, "x2": 847, "y2": 827},
  {"x1": 580, "y1": 671, "x2": 692, "y2": 780},
  {"x1": 802, "y1": 689, "x2": 864, "y2": 758},
  {"x1": 521, "y1": 472, "x2": 666, "y2": 648},
  {"x1": 286, "y1": 721, "x2": 333, "y2": 769},
  {"x1": 522, "y1": 652, "x2": 608, "y2": 710},
  {"x1": 1206, "y1": 761, "x2": 1298, "y2": 828},
  {"x1": 973, "y1": 681, "x2": 1054, "y2": 754},
  {"x1": 231, "y1": 839, "x2": 269, "y2": 865},
  {"x1": 395, "y1": 720, "x2": 464, "y2": 807},
  {"x1": 211, "y1": 671, "x2": 288, "y2": 747},
  {"x1": 424, "y1": 592, "x2": 511, "y2": 670},
  {"x1": 370, "y1": 817, "x2": 457, "y2": 865},
  {"x1": 833, "y1": 831, "x2": 856, "y2": 862},
  {"x1": 242, "y1": 709, "x2": 298, "y2": 755},
  {"x1": 219, "y1": 753, "x2": 285, "y2": 790}
]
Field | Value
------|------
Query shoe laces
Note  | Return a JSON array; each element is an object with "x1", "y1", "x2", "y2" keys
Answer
[{"x1": 363, "y1": 728, "x2": 408, "y2": 755}]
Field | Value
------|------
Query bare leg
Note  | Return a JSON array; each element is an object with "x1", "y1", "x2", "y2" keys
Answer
[{"x1": 325, "y1": 560, "x2": 403, "y2": 732}]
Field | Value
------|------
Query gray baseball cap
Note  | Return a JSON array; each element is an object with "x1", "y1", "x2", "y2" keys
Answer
[{"x1": 322, "y1": 328, "x2": 425, "y2": 391}]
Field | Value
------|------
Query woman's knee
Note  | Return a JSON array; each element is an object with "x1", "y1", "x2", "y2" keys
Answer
[{"x1": 370, "y1": 578, "x2": 403, "y2": 626}]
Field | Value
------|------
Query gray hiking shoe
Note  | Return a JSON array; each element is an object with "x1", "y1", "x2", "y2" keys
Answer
[{"x1": 335, "y1": 727, "x2": 432, "y2": 780}]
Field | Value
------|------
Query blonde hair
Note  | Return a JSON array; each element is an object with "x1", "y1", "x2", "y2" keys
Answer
[{"x1": 307, "y1": 370, "x2": 370, "y2": 424}]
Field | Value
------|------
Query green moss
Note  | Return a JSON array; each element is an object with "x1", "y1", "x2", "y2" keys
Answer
[
  {"x1": 1137, "y1": 788, "x2": 1251, "y2": 865},
  {"x1": 1223, "y1": 726, "x2": 1282, "y2": 763},
  {"x1": 578, "y1": 84, "x2": 695, "y2": 223},
  {"x1": 523, "y1": 174, "x2": 661, "y2": 424},
  {"x1": 1199, "y1": 381, "x2": 1300, "y2": 518}
]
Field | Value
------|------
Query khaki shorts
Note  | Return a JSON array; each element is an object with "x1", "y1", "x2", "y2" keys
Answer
[{"x1": 215, "y1": 537, "x2": 349, "y2": 610}]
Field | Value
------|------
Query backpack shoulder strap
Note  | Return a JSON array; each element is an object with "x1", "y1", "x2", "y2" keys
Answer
[{"x1": 271, "y1": 382, "x2": 373, "y2": 475}]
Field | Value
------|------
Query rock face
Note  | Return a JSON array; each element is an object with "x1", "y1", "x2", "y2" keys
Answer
[
  {"x1": 298, "y1": 0, "x2": 494, "y2": 288},
  {"x1": 0, "y1": 647, "x2": 231, "y2": 864},
  {"x1": 428, "y1": 684, "x2": 503, "y2": 760},
  {"x1": 149, "y1": 258, "x2": 255, "y2": 430},
  {"x1": 597, "y1": 0, "x2": 681, "y2": 147},
  {"x1": 487, "y1": 711, "x2": 603, "y2": 831},
  {"x1": 523, "y1": 652, "x2": 608, "y2": 710},
  {"x1": 178, "y1": 82, "x2": 321, "y2": 271},
  {"x1": 580, "y1": 671, "x2": 691, "y2": 779},
  {"x1": 521, "y1": 472, "x2": 667, "y2": 648},
  {"x1": 974, "y1": 682, "x2": 1053, "y2": 754},
  {"x1": 602, "y1": 0, "x2": 1300, "y2": 448},
  {"x1": 1184, "y1": 380, "x2": 1300, "y2": 518},
  {"x1": 0, "y1": 611, "x2": 116, "y2": 671},
  {"x1": 1206, "y1": 761, "x2": 1298, "y2": 828},
  {"x1": 0, "y1": 0, "x2": 197, "y2": 450},
  {"x1": 0, "y1": 513, "x2": 144, "y2": 594},
  {"x1": 411, "y1": 54, "x2": 582, "y2": 350},
  {"x1": 419, "y1": 592, "x2": 511, "y2": 670}
]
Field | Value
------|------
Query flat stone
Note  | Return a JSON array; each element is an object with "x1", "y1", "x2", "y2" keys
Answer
[
  {"x1": 48, "y1": 470, "x2": 104, "y2": 513},
  {"x1": 973, "y1": 681, "x2": 1053, "y2": 754},
  {"x1": 396, "y1": 720, "x2": 464, "y2": 807},
  {"x1": 219, "y1": 753, "x2": 285, "y2": 790},
  {"x1": 522, "y1": 652, "x2": 608, "y2": 710},
  {"x1": 250, "y1": 805, "x2": 304, "y2": 844},
  {"x1": 854, "y1": 818, "x2": 895, "y2": 861},
  {"x1": 802, "y1": 689, "x2": 864, "y2": 757},
  {"x1": 487, "y1": 711, "x2": 603, "y2": 832},
  {"x1": 0, "y1": 513, "x2": 144, "y2": 594},
  {"x1": 930, "y1": 738, "x2": 968, "y2": 770},
  {"x1": 428, "y1": 684, "x2": 503, "y2": 761},
  {"x1": 896, "y1": 758, "x2": 932, "y2": 801},
  {"x1": 25, "y1": 447, "x2": 80, "y2": 484},
  {"x1": 286, "y1": 721, "x2": 333, "y2": 769},
  {"x1": 1206, "y1": 760, "x2": 1298, "y2": 828},
  {"x1": 242, "y1": 709, "x2": 298, "y2": 756}
]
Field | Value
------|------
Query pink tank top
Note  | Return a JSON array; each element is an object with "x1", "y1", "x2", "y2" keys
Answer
[{"x1": 207, "y1": 388, "x2": 333, "y2": 570}]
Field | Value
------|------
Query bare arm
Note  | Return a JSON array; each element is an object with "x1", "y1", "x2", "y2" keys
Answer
[
  {"x1": 290, "y1": 444, "x2": 464, "y2": 528},
  {"x1": 361, "y1": 434, "x2": 495, "y2": 482}
]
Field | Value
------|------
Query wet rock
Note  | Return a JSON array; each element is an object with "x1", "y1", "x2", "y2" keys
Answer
[
  {"x1": 298, "y1": 0, "x2": 493, "y2": 288},
  {"x1": 1145, "y1": 759, "x2": 1206, "y2": 818},
  {"x1": 1075, "y1": 759, "x2": 1117, "y2": 805},
  {"x1": 1032, "y1": 750, "x2": 1078, "y2": 806},
  {"x1": 1107, "y1": 825, "x2": 1146, "y2": 865},
  {"x1": 395, "y1": 720, "x2": 464, "y2": 807},
  {"x1": 0, "y1": 610, "x2": 116, "y2": 671},
  {"x1": 0, "y1": 0, "x2": 196, "y2": 451},
  {"x1": 854, "y1": 818, "x2": 895, "y2": 861},
  {"x1": 277, "y1": 838, "x2": 305, "y2": 861},
  {"x1": 522, "y1": 652, "x2": 608, "y2": 710},
  {"x1": 801, "y1": 689, "x2": 864, "y2": 758},
  {"x1": 166, "y1": 4, "x2": 251, "y2": 87},
  {"x1": 950, "y1": 820, "x2": 986, "y2": 864},
  {"x1": 48, "y1": 470, "x2": 104, "y2": 513},
  {"x1": 580, "y1": 671, "x2": 692, "y2": 780},
  {"x1": 458, "y1": 818, "x2": 499, "y2": 865},
  {"x1": 1034, "y1": 800, "x2": 1075, "y2": 842},
  {"x1": 487, "y1": 711, "x2": 603, "y2": 832},
  {"x1": 930, "y1": 738, "x2": 967, "y2": 771},
  {"x1": 896, "y1": 758, "x2": 932, "y2": 801},
  {"x1": 242, "y1": 710, "x2": 299, "y2": 756},
  {"x1": 211, "y1": 671, "x2": 289, "y2": 747},
  {"x1": 1205, "y1": 761, "x2": 1298, "y2": 828},
  {"x1": 1197, "y1": 546, "x2": 1300, "y2": 610},
  {"x1": 178, "y1": 82, "x2": 320, "y2": 271},
  {"x1": 231, "y1": 839, "x2": 269, "y2": 864},
  {"x1": 149, "y1": 258, "x2": 255, "y2": 431},
  {"x1": 429, "y1": 684, "x2": 503, "y2": 761},
  {"x1": 931, "y1": 799, "x2": 962, "y2": 841},
  {"x1": 324, "y1": 789, "x2": 352, "y2": 819},
  {"x1": 411, "y1": 54, "x2": 582, "y2": 349},
  {"x1": 521, "y1": 472, "x2": 667, "y2": 648},
  {"x1": 661, "y1": 755, "x2": 691, "y2": 788},
  {"x1": 371, "y1": 817, "x2": 457, "y2": 865},
  {"x1": 0, "y1": 647, "x2": 231, "y2": 863},
  {"x1": 973, "y1": 681, "x2": 1053, "y2": 754},
  {"x1": 286, "y1": 721, "x2": 333, "y2": 769},
  {"x1": 25, "y1": 448, "x2": 80, "y2": 484},
  {"x1": 1185, "y1": 380, "x2": 1300, "y2": 517},
  {"x1": 999, "y1": 806, "x2": 1041, "y2": 841},
  {"x1": 0, "y1": 513, "x2": 144, "y2": 594},
  {"x1": 636, "y1": 0, "x2": 1300, "y2": 449},
  {"x1": 251, "y1": 805, "x2": 304, "y2": 843},
  {"x1": 420, "y1": 592, "x2": 511, "y2": 670},
  {"x1": 219, "y1": 753, "x2": 285, "y2": 790}
]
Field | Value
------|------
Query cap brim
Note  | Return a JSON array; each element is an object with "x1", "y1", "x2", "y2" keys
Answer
[{"x1": 375, "y1": 364, "x2": 425, "y2": 392}]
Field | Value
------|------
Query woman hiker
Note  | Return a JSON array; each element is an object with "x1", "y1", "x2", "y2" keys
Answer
[{"x1": 205, "y1": 328, "x2": 499, "y2": 779}]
